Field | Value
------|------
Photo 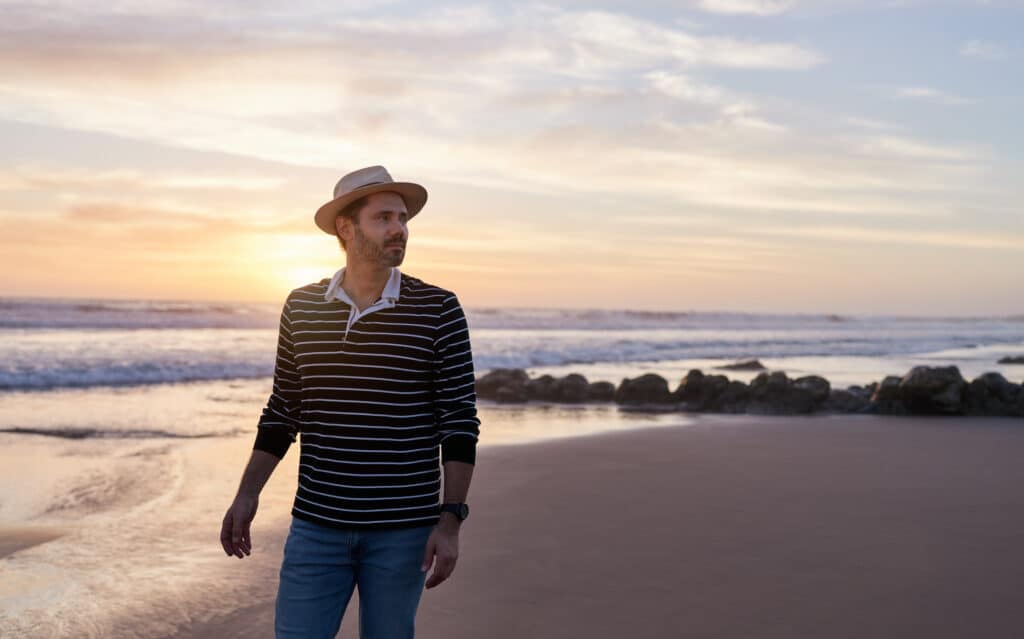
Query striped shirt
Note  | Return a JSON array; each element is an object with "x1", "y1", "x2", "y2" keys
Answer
[{"x1": 253, "y1": 267, "x2": 480, "y2": 530}]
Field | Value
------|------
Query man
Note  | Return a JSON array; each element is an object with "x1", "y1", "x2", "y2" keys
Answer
[{"x1": 220, "y1": 165, "x2": 480, "y2": 638}]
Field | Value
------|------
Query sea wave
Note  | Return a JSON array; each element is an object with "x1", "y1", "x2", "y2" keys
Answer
[
  {"x1": 0, "y1": 426, "x2": 237, "y2": 439},
  {"x1": 2, "y1": 297, "x2": 1022, "y2": 392}
]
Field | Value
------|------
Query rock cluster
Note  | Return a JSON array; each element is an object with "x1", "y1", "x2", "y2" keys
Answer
[
  {"x1": 474, "y1": 365, "x2": 1024, "y2": 417},
  {"x1": 713, "y1": 359, "x2": 767, "y2": 371}
]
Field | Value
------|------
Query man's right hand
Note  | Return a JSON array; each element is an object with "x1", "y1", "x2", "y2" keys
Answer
[{"x1": 220, "y1": 493, "x2": 258, "y2": 559}]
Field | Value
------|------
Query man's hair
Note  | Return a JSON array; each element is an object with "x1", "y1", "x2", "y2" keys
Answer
[{"x1": 335, "y1": 195, "x2": 369, "y2": 251}]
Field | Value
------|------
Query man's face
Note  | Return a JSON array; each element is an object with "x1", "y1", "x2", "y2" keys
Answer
[{"x1": 338, "y1": 191, "x2": 409, "y2": 267}]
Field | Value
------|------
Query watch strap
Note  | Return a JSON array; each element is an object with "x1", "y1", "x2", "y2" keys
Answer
[{"x1": 439, "y1": 502, "x2": 469, "y2": 522}]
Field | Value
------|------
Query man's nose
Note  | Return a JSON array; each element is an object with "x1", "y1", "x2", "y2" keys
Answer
[{"x1": 389, "y1": 218, "x2": 408, "y2": 239}]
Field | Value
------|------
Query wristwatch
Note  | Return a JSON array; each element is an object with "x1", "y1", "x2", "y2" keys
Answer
[{"x1": 439, "y1": 502, "x2": 469, "y2": 522}]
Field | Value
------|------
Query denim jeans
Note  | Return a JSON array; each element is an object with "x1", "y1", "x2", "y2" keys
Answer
[{"x1": 274, "y1": 515, "x2": 435, "y2": 638}]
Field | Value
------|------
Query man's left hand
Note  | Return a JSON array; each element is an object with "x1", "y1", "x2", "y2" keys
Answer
[{"x1": 421, "y1": 516, "x2": 460, "y2": 589}]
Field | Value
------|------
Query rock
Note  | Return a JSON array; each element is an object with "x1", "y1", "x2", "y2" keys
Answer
[
  {"x1": 494, "y1": 385, "x2": 529, "y2": 403},
  {"x1": 899, "y1": 366, "x2": 967, "y2": 415},
  {"x1": 998, "y1": 356, "x2": 1024, "y2": 364},
  {"x1": 794, "y1": 375, "x2": 831, "y2": 405},
  {"x1": 674, "y1": 370, "x2": 734, "y2": 411},
  {"x1": 714, "y1": 359, "x2": 767, "y2": 371},
  {"x1": 846, "y1": 385, "x2": 871, "y2": 397},
  {"x1": 586, "y1": 381, "x2": 616, "y2": 402},
  {"x1": 868, "y1": 374, "x2": 909, "y2": 413},
  {"x1": 615, "y1": 373, "x2": 674, "y2": 404},
  {"x1": 717, "y1": 380, "x2": 751, "y2": 413},
  {"x1": 965, "y1": 372, "x2": 1022, "y2": 417},
  {"x1": 525, "y1": 374, "x2": 559, "y2": 401},
  {"x1": 476, "y1": 368, "x2": 529, "y2": 403},
  {"x1": 745, "y1": 371, "x2": 829, "y2": 415},
  {"x1": 824, "y1": 388, "x2": 872, "y2": 413},
  {"x1": 674, "y1": 369, "x2": 705, "y2": 402},
  {"x1": 871, "y1": 375, "x2": 907, "y2": 415},
  {"x1": 554, "y1": 374, "x2": 591, "y2": 403}
]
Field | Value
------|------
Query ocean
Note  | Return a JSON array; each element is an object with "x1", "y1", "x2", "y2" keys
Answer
[
  {"x1": 3, "y1": 295, "x2": 1023, "y2": 394},
  {"x1": 1, "y1": 295, "x2": 1022, "y2": 637}
]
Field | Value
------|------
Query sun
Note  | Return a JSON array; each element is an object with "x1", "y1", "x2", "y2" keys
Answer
[
  {"x1": 248, "y1": 232, "x2": 339, "y2": 292},
  {"x1": 283, "y1": 265, "x2": 333, "y2": 287}
]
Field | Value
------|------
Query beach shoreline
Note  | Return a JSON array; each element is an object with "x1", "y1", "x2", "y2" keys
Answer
[{"x1": 157, "y1": 413, "x2": 1024, "y2": 639}]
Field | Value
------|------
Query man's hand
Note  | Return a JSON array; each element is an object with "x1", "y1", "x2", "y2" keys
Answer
[
  {"x1": 421, "y1": 515, "x2": 460, "y2": 588},
  {"x1": 220, "y1": 493, "x2": 258, "y2": 559}
]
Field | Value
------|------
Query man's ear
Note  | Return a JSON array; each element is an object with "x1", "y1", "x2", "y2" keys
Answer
[{"x1": 335, "y1": 215, "x2": 350, "y2": 242}]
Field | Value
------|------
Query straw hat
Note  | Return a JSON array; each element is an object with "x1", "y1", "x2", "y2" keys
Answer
[{"x1": 314, "y1": 165, "x2": 428, "y2": 235}]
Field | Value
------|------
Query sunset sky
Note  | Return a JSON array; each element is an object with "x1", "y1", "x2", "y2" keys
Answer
[{"x1": 1, "y1": 0, "x2": 1021, "y2": 315}]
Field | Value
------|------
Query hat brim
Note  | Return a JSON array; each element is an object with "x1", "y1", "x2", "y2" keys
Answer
[{"x1": 314, "y1": 182, "x2": 428, "y2": 235}]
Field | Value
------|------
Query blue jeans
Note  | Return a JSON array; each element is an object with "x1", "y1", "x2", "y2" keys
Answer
[{"x1": 274, "y1": 515, "x2": 435, "y2": 638}]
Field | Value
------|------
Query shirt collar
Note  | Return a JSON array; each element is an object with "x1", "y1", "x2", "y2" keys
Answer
[{"x1": 324, "y1": 266, "x2": 402, "y2": 305}]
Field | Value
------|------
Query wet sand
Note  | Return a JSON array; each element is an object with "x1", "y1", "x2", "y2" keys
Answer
[
  {"x1": 0, "y1": 526, "x2": 66, "y2": 559},
  {"x1": 174, "y1": 413, "x2": 1024, "y2": 639}
]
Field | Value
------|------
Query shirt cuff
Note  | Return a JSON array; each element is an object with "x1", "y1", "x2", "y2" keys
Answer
[
  {"x1": 441, "y1": 436, "x2": 477, "y2": 465},
  {"x1": 253, "y1": 427, "x2": 293, "y2": 459}
]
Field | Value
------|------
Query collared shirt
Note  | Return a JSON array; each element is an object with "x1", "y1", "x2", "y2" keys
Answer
[
  {"x1": 253, "y1": 268, "x2": 480, "y2": 530},
  {"x1": 323, "y1": 265, "x2": 402, "y2": 340}
]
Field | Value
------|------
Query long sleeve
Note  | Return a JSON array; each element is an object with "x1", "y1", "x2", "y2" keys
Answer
[
  {"x1": 432, "y1": 293, "x2": 481, "y2": 465},
  {"x1": 253, "y1": 293, "x2": 302, "y2": 459}
]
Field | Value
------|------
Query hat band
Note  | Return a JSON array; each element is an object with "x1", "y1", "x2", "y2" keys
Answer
[{"x1": 337, "y1": 180, "x2": 388, "y2": 198}]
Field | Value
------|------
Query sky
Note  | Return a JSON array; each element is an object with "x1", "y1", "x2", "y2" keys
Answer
[{"x1": 0, "y1": 0, "x2": 1021, "y2": 315}]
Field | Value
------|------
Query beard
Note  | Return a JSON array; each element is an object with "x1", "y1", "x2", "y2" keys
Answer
[{"x1": 353, "y1": 224, "x2": 405, "y2": 267}]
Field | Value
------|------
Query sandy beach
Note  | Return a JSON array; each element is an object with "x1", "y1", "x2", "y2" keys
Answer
[
  {"x1": 0, "y1": 526, "x2": 67, "y2": 560},
  {"x1": 148, "y1": 412, "x2": 1024, "y2": 639}
]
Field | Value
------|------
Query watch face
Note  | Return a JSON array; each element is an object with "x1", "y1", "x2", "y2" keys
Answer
[{"x1": 442, "y1": 503, "x2": 469, "y2": 520}]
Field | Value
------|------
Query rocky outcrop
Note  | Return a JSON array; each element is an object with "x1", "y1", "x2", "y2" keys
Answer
[
  {"x1": 746, "y1": 372, "x2": 831, "y2": 415},
  {"x1": 476, "y1": 369, "x2": 613, "y2": 404},
  {"x1": 870, "y1": 376, "x2": 907, "y2": 415},
  {"x1": 823, "y1": 386, "x2": 872, "y2": 413},
  {"x1": 525, "y1": 373, "x2": 593, "y2": 403},
  {"x1": 525, "y1": 375, "x2": 558, "y2": 401},
  {"x1": 614, "y1": 373, "x2": 675, "y2": 405},
  {"x1": 965, "y1": 372, "x2": 1021, "y2": 417},
  {"x1": 475, "y1": 368, "x2": 529, "y2": 403},
  {"x1": 716, "y1": 380, "x2": 752, "y2": 413},
  {"x1": 555, "y1": 373, "x2": 591, "y2": 402},
  {"x1": 898, "y1": 366, "x2": 968, "y2": 415},
  {"x1": 674, "y1": 370, "x2": 751, "y2": 413},
  {"x1": 474, "y1": 365, "x2": 1023, "y2": 417},
  {"x1": 714, "y1": 359, "x2": 767, "y2": 371},
  {"x1": 998, "y1": 356, "x2": 1024, "y2": 364},
  {"x1": 586, "y1": 381, "x2": 616, "y2": 402},
  {"x1": 795, "y1": 375, "x2": 831, "y2": 405}
]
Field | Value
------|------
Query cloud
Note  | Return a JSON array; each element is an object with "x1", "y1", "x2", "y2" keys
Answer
[
  {"x1": 58, "y1": 200, "x2": 307, "y2": 237},
  {"x1": 645, "y1": 70, "x2": 787, "y2": 131},
  {"x1": 959, "y1": 39, "x2": 1009, "y2": 60},
  {"x1": 0, "y1": 2, "x2": 827, "y2": 195},
  {"x1": 0, "y1": 165, "x2": 285, "y2": 192},
  {"x1": 842, "y1": 116, "x2": 902, "y2": 131},
  {"x1": 745, "y1": 223, "x2": 1024, "y2": 251},
  {"x1": 858, "y1": 136, "x2": 979, "y2": 162},
  {"x1": 696, "y1": 0, "x2": 797, "y2": 15},
  {"x1": 646, "y1": 71, "x2": 725, "y2": 104},
  {"x1": 896, "y1": 86, "x2": 973, "y2": 106},
  {"x1": 0, "y1": 1, "x2": 1007, "y2": 247},
  {"x1": 554, "y1": 10, "x2": 823, "y2": 70}
]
